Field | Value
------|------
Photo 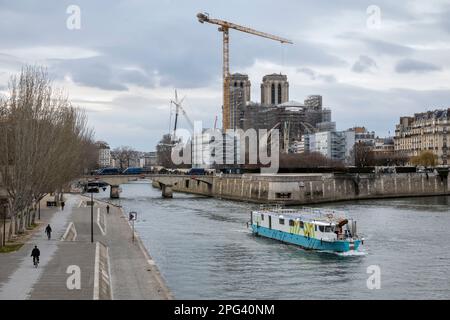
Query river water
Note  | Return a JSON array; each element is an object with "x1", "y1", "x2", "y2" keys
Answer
[{"x1": 101, "y1": 181, "x2": 450, "y2": 299}]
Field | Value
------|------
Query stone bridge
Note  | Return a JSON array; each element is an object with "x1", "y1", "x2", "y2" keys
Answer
[{"x1": 80, "y1": 174, "x2": 213, "y2": 198}]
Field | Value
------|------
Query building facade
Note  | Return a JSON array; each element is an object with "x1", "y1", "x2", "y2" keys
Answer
[
  {"x1": 304, "y1": 131, "x2": 351, "y2": 162},
  {"x1": 373, "y1": 137, "x2": 395, "y2": 153},
  {"x1": 394, "y1": 109, "x2": 450, "y2": 165},
  {"x1": 143, "y1": 152, "x2": 158, "y2": 167},
  {"x1": 191, "y1": 129, "x2": 240, "y2": 169},
  {"x1": 95, "y1": 141, "x2": 111, "y2": 168}
]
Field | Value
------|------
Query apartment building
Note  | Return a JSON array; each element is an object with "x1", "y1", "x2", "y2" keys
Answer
[{"x1": 394, "y1": 109, "x2": 449, "y2": 165}]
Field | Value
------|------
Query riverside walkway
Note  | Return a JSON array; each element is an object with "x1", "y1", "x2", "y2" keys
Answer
[{"x1": 0, "y1": 194, "x2": 172, "y2": 300}]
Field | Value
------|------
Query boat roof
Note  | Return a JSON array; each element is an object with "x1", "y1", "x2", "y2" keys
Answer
[{"x1": 253, "y1": 207, "x2": 350, "y2": 224}]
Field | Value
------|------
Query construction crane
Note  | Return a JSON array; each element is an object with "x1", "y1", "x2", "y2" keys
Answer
[
  {"x1": 171, "y1": 89, "x2": 194, "y2": 140},
  {"x1": 197, "y1": 13, "x2": 293, "y2": 130}
]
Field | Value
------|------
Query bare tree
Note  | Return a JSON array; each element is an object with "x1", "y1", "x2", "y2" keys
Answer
[
  {"x1": 112, "y1": 146, "x2": 138, "y2": 169},
  {"x1": 0, "y1": 66, "x2": 94, "y2": 238},
  {"x1": 351, "y1": 142, "x2": 375, "y2": 168},
  {"x1": 156, "y1": 134, "x2": 176, "y2": 168}
]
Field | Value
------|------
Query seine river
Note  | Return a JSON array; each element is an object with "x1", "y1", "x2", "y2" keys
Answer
[{"x1": 101, "y1": 181, "x2": 450, "y2": 299}]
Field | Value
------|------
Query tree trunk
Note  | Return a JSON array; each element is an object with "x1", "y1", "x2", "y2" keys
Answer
[{"x1": 31, "y1": 206, "x2": 36, "y2": 225}]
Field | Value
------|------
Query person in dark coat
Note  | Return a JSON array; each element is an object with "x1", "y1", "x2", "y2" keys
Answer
[
  {"x1": 45, "y1": 224, "x2": 52, "y2": 240},
  {"x1": 106, "y1": 205, "x2": 110, "y2": 214},
  {"x1": 31, "y1": 246, "x2": 40, "y2": 265},
  {"x1": 61, "y1": 201, "x2": 65, "y2": 211}
]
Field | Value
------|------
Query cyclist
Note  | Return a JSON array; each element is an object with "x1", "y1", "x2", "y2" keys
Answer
[
  {"x1": 45, "y1": 224, "x2": 52, "y2": 240},
  {"x1": 31, "y1": 246, "x2": 40, "y2": 267}
]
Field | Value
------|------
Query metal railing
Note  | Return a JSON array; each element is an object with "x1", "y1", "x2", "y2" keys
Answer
[{"x1": 256, "y1": 205, "x2": 347, "y2": 220}]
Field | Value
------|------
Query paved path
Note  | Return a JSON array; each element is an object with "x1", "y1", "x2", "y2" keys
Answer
[
  {"x1": 0, "y1": 196, "x2": 76, "y2": 299},
  {"x1": 0, "y1": 194, "x2": 171, "y2": 300}
]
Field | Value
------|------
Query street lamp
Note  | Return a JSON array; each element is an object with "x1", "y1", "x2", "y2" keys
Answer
[
  {"x1": 85, "y1": 180, "x2": 106, "y2": 243},
  {"x1": 90, "y1": 189, "x2": 94, "y2": 243}
]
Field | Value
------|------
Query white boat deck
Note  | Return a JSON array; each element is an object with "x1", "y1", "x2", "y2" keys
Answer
[{"x1": 254, "y1": 206, "x2": 348, "y2": 224}]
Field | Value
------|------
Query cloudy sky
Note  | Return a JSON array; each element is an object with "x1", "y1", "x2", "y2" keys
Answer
[{"x1": 1, "y1": 0, "x2": 450, "y2": 150}]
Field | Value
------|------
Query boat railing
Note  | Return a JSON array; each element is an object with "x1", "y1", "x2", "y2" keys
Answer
[{"x1": 257, "y1": 205, "x2": 347, "y2": 220}]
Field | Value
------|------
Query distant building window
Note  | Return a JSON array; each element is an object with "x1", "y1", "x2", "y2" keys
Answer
[
  {"x1": 278, "y1": 83, "x2": 282, "y2": 104},
  {"x1": 275, "y1": 192, "x2": 292, "y2": 199},
  {"x1": 271, "y1": 83, "x2": 275, "y2": 104},
  {"x1": 279, "y1": 218, "x2": 285, "y2": 225}
]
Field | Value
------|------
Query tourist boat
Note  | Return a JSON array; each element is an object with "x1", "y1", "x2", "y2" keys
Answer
[{"x1": 249, "y1": 206, "x2": 363, "y2": 253}]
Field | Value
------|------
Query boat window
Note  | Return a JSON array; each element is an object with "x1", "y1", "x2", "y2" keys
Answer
[
  {"x1": 279, "y1": 218, "x2": 285, "y2": 225},
  {"x1": 324, "y1": 226, "x2": 334, "y2": 233},
  {"x1": 319, "y1": 225, "x2": 325, "y2": 232},
  {"x1": 289, "y1": 220, "x2": 294, "y2": 226},
  {"x1": 261, "y1": 214, "x2": 264, "y2": 221},
  {"x1": 299, "y1": 221, "x2": 304, "y2": 229},
  {"x1": 314, "y1": 225, "x2": 317, "y2": 231}
]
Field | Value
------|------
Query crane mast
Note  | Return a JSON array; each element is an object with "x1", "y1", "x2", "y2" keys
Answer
[{"x1": 197, "y1": 13, "x2": 292, "y2": 130}]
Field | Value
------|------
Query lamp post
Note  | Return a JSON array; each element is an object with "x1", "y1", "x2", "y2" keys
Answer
[
  {"x1": 90, "y1": 190, "x2": 94, "y2": 243},
  {"x1": 87, "y1": 181, "x2": 105, "y2": 244}
]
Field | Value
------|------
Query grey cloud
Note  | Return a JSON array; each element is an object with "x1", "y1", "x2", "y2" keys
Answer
[
  {"x1": 352, "y1": 55, "x2": 377, "y2": 73},
  {"x1": 49, "y1": 58, "x2": 128, "y2": 91},
  {"x1": 439, "y1": 8, "x2": 450, "y2": 33},
  {"x1": 296, "y1": 67, "x2": 337, "y2": 83},
  {"x1": 340, "y1": 33, "x2": 414, "y2": 56},
  {"x1": 0, "y1": 0, "x2": 348, "y2": 92},
  {"x1": 395, "y1": 59, "x2": 442, "y2": 74},
  {"x1": 291, "y1": 82, "x2": 450, "y2": 137},
  {"x1": 363, "y1": 38, "x2": 413, "y2": 56},
  {"x1": 117, "y1": 69, "x2": 156, "y2": 88}
]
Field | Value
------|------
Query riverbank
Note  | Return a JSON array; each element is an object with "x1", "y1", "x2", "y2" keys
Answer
[
  {"x1": 0, "y1": 193, "x2": 172, "y2": 300},
  {"x1": 153, "y1": 171, "x2": 450, "y2": 205}
]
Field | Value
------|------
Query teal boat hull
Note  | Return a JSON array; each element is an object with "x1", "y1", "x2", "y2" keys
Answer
[{"x1": 251, "y1": 225, "x2": 361, "y2": 252}]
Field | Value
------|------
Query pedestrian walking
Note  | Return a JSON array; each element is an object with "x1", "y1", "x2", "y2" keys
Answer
[
  {"x1": 61, "y1": 201, "x2": 65, "y2": 211},
  {"x1": 45, "y1": 224, "x2": 52, "y2": 240},
  {"x1": 106, "y1": 205, "x2": 110, "y2": 214}
]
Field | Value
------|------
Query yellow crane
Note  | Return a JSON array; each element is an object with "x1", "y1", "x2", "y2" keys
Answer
[{"x1": 197, "y1": 13, "x2": 293, "y2": 130}]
